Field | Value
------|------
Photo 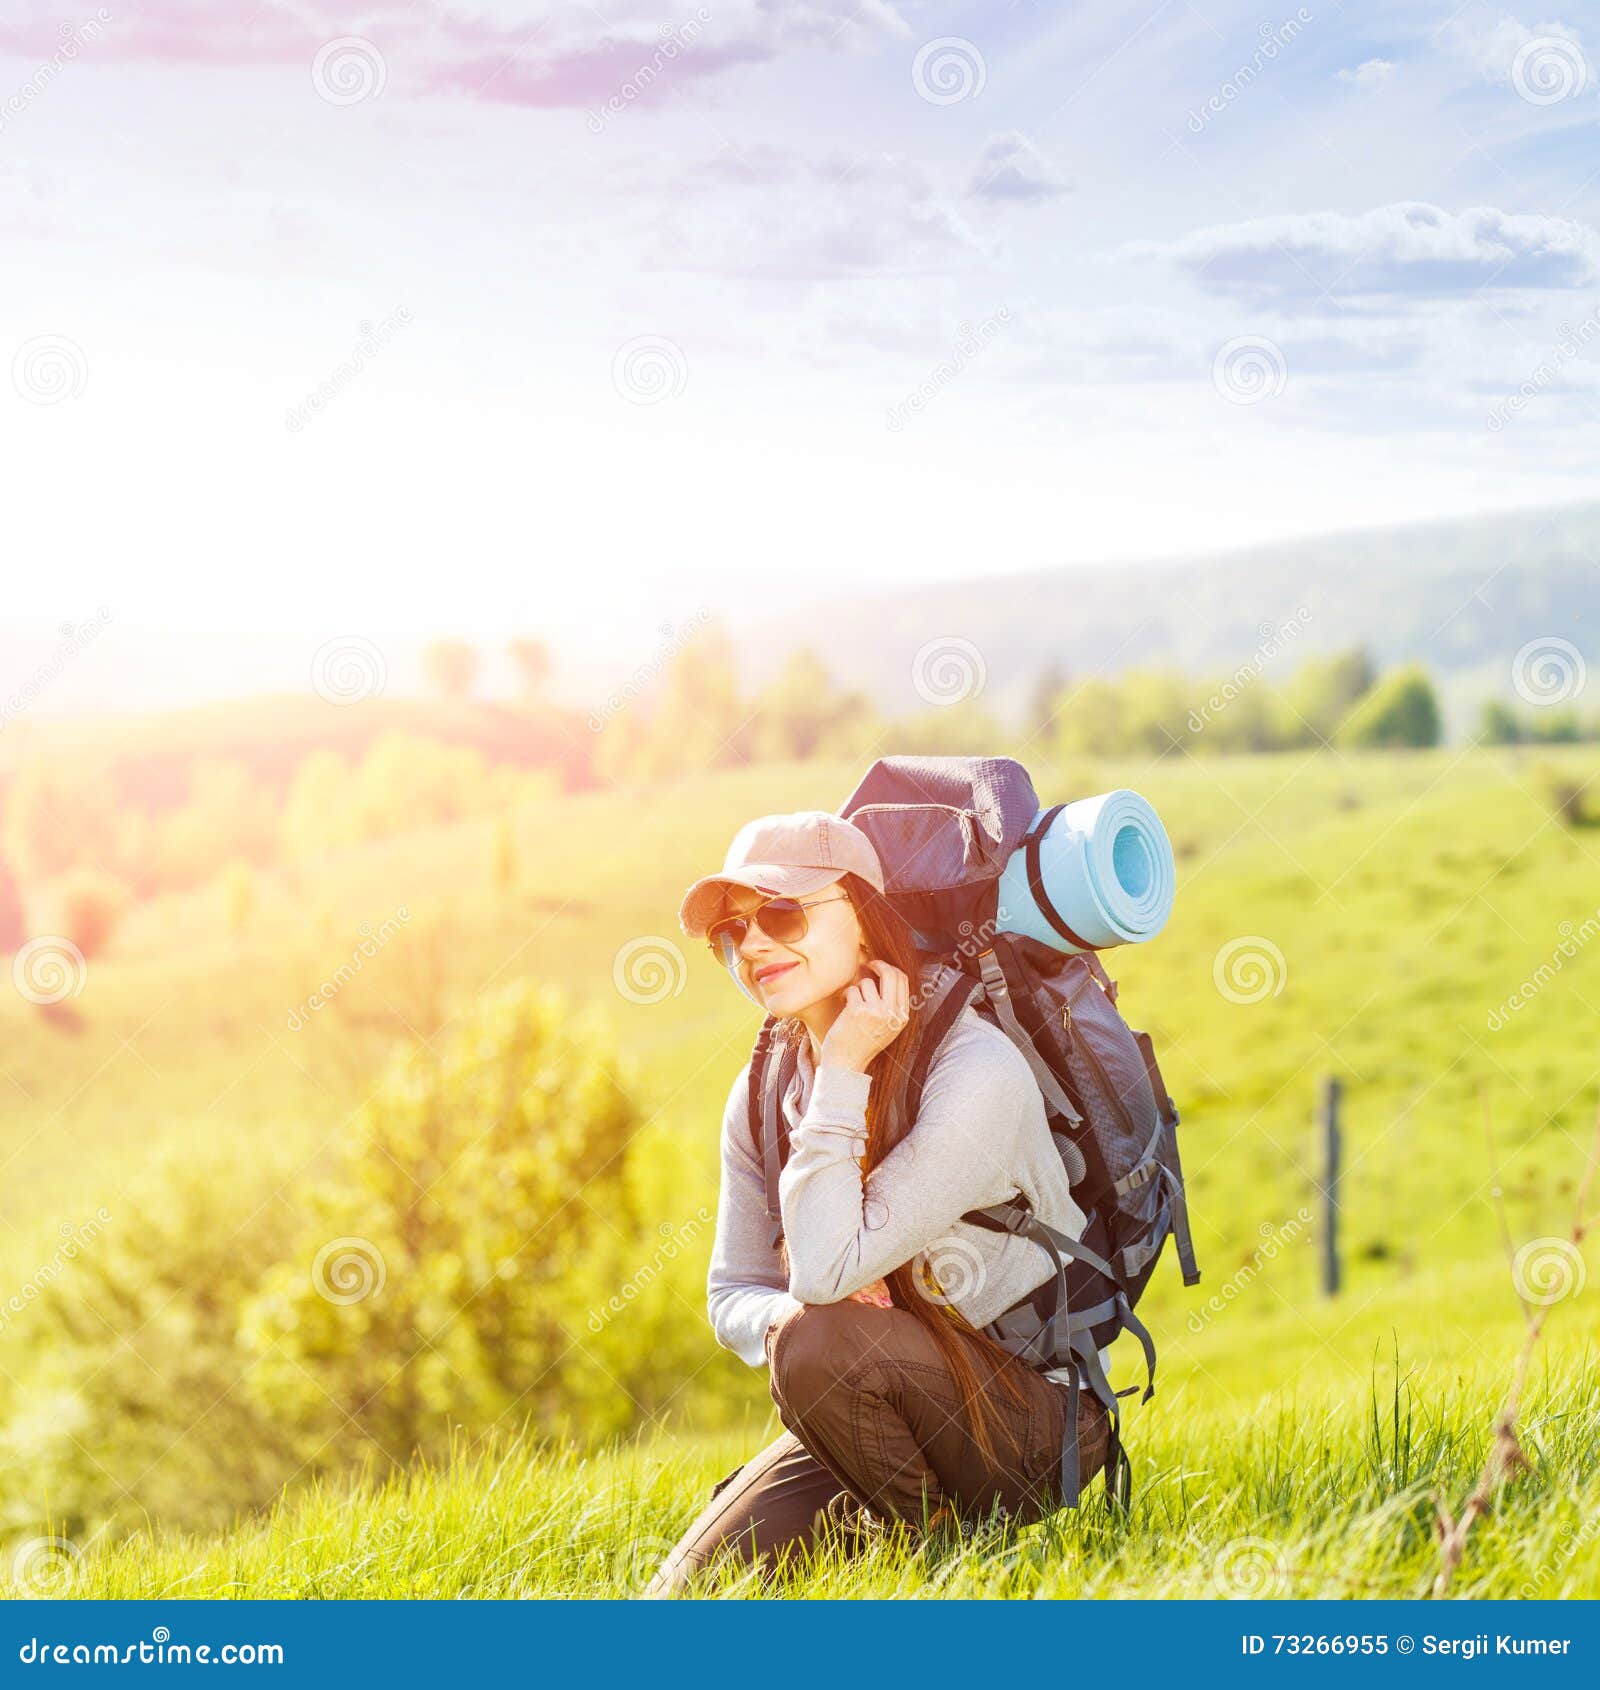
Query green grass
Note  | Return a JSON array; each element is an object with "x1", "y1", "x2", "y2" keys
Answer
[
  {"x1": 29, "y1": 1348, "x2": 1600, "y2": 1600},
  {"x1": 4, "y1": 741, "x2": 1599, "y2": 1596}
]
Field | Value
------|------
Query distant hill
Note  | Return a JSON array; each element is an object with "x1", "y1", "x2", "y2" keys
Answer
[
  {"x1": 4, "y1": 504, "x2": 1596, "y2": 745},
  {"x1": 740, "y1": 502, "x2": 1600, "y2": 729}
]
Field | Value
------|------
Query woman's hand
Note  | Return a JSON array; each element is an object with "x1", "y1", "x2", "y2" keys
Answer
[
  {"x1": 847, "y1": 1276, "x2": 895, "y2": 1308},
  {"x1": 819, "y1": 961, "x2": 911, "y2": 1074}
]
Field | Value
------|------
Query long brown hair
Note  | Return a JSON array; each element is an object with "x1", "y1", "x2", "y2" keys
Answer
[{"x1": 778, "y1": 871, "x2": 1033, "y2": 1464}]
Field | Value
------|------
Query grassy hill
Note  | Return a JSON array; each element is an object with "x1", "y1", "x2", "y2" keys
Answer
[{"x1": 3, "y1": 740, "x2": 1598, "y2": 1596}]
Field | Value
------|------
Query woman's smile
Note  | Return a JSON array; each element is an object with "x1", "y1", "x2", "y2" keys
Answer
[{"x1": 754, "y1": 959, "x2": 800, "y2": 987}]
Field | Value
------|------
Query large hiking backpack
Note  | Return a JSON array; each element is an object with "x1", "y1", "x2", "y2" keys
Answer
[{"x1": 747, "y1": 756, "x2": 1200, "y2": 1510}]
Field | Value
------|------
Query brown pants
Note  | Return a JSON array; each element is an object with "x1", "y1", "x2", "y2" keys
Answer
[{"x1": 644, "y1": 1299, "x2": 1110, "y2": 1596}]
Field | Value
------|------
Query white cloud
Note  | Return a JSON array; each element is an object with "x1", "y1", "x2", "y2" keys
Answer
[
  {"x1": 0, "y1": 0, "x2": 916, "y2": 109},
  {"x1": 649, "y1": 150, "x2": 988, "y2": 280},
  {"x1": 1336, "y1": 58, "x2": 1396, "y2": 90},
  {"x1": 1441, "y1": 12, "x2": 1592, "y2": 92},
  {"x1": 1128, "y1": 202, "x2": 1600, "y2": 300},
  {"x1": 968, "y1": 132, "x2": 1070, "y2": 202}
]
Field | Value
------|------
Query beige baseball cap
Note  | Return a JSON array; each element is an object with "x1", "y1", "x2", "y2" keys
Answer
[{"x1": 678, "y1": 810, "x2": 885, "y2": 939}]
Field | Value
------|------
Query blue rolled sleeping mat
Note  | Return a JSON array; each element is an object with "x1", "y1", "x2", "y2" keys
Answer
[{"x1": 996, "y1": 790, "x2": 1174, "y2": 954}]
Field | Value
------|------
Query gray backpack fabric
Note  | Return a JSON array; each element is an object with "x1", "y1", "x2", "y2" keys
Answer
[{"x1": 749, "y1": 756, "x2": 1200, "y2": 1512}]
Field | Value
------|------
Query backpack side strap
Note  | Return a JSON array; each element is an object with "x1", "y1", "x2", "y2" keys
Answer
[
  {"x1": 1165, "y1": 1162, "x2": 1201, "y2": 1286},
  {"x1": 1069, "y1": 1329, "x2": 1133, "y2": 1509},
  {"x1": 971, "y1": 1197, "x2": 1156, "y2": 1509},
  {"x1": 1022, "y1": 805, "x2": 1105, "y2": 954}
]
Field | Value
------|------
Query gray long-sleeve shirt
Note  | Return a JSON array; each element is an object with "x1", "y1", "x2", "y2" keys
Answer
[{"x1": 705, "y1": 1002, "x2": 1097, "y2": 1373}]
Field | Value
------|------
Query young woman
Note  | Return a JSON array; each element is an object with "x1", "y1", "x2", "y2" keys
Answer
[{"x1": 644, "y1": 810, "x2": 1110, "y2": 1596}]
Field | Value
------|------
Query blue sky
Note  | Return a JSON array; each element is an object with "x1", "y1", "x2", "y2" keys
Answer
[{"x1": 1, "y1": 0, "x2": 1598, "y2": 693}]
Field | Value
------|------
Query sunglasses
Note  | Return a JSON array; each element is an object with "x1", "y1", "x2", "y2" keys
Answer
[{"x1": 706, "y1": 892, "x2": 850, "y2": 965}]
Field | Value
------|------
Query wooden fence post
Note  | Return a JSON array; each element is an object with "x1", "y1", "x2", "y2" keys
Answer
[{"x1": 1318, "y1": 1075, "x2": 1343, "y2": 1297}]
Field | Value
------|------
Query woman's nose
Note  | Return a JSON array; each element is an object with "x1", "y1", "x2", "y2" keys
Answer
[{"x1": 739, "y1": 927, "x2": 772, "y2": 961}]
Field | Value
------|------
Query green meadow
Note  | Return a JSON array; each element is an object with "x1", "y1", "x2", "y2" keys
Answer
[{"x1": 2, "y1": 742, "x2": 1598, "y2": 1598}]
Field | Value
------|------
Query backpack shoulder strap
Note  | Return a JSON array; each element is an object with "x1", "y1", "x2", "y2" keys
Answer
[
  {"x1": 974, "y1": 943, "x2": 1083, "y2": 1124},
  {"x1": 748, "y1": 1018, "x2": 798, "y2": 1251},
  {"x1": 879, "y1": 968, "x2": 976, "y2": 1315},
  {"x1": 900, "y1": 968, "x2": 978, "y2": 1130},
  {"x1": 747, "y1": 1015, "x2": 780, "y2": 1155}
]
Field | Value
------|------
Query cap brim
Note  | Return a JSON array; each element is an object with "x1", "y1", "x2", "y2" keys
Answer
[{"x1": 678, "y1": 865, "x2": 844, "y2": 939}]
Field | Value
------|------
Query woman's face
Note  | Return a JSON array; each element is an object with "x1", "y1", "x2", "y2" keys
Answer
[{"x1": 719, "y1": 881, "x2": 864, "y2": 1018}]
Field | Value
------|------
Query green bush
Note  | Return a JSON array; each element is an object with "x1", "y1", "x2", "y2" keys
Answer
[
  {"x1": 1479, "y1": 698, "x2": 1523, "y2": 745},
  {"x1": 19, "y1": 1151, "x2": 306, "y2": 1536},
  {"x1": 240, "y1": 982, "x2": 643, "y2": 1474},
  {"x1": 8, "y1": 983, "x2": 663, "y2": 1538},
  {"x1": 279, "y1": 734, "x2": 553, "y2": 861},
  {"x1": 1281, "y1": 648, "x2": 1375, "y2": 745},
  {"x1": 749, "y1": 649, "x2": 878, "y2": 761},
  {"x1": 1531, "y1": 759, "x2": 1594, "y2": 827},
  {"x1": 1050, "y1": 676, "x2": 1137, "y2": 756},
  {"x1": 1334, "y1": 664, "x2": 1441, "y2": 749}
]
